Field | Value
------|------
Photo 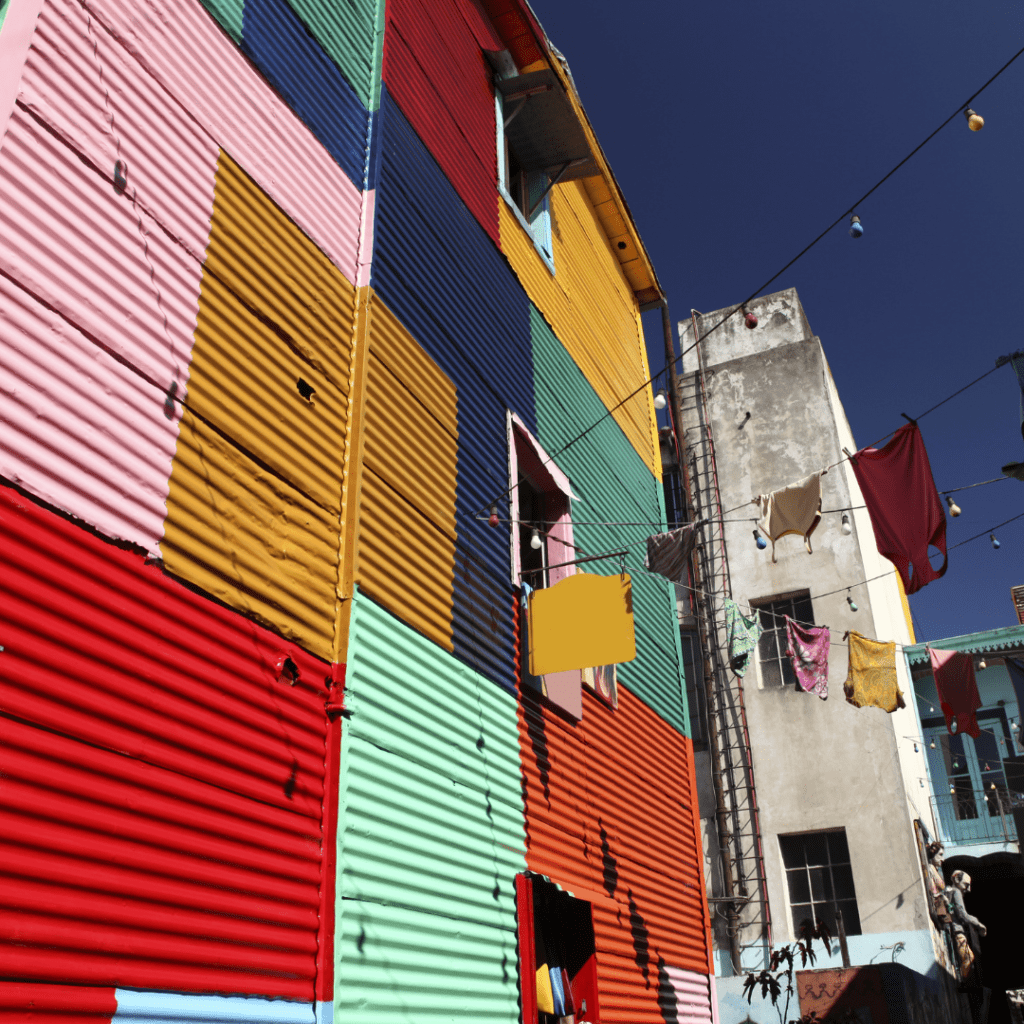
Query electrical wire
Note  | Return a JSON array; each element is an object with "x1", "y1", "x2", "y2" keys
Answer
[{"x1": 473, "y1": 41, "x2": 1024, "y2": 519}]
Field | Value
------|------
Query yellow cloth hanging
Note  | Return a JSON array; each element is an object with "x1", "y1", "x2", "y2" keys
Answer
[
  {"x1": 843, "y1": 631, "x2": 905, "y2": 713},
  {"x1": 528, "y1": 573, "x2": 636, "y2": 676},
  {"x1": 536, "y1": 965, "x2": 555, "y2": 1015}
]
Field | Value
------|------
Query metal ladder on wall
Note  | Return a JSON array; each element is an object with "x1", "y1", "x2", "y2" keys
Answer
[{"x1": 681, "y1": 311, "x2": 772, "y2": 975}]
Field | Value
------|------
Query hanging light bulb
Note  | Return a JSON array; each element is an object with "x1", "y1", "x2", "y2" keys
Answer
[
  {"x1": 930, "y1": 739, "x2": 936, "y2": 749},
  {"x1": 841, "y1": 513, "x2": 852, "y2": 536},
  {"x1": 991, "y1": 782, "x2": 998, "y2": 790},
  {"x1": 991, "y1": 533, "x2": 1001, "y2": 549},
  {"x1": 653, "y1": 389, "x2": 667, "y2": 410},
  {"x1": 488, "y1": 504, "x2": 500, "y2": 528},
  {"x1": 1013, "y1": 721, "x2": 1020, "y2": 731},
  {"x1": 849, "y1": 214, "x2": 863, "y2": 239},
  {"x1": 945, "y1": 495, "x2": 961, "y2": 517},
  {"x1": 914, "y1": 742, "x2": 919, "y2": 753},
  {"x1": 964, "y1": 107, "x2": 984, "y2": 132},
  {"x1": 530, "y1": 529, "x2": 543, "y2": 550},
  {"x1": 929, "y1": 706, "x2": 935, "y2": 713},
  {"x1": 744, "y1": 311, "x2": 758, "y2": 330},
  {"x1": 951, "y1": 785, "x2": 956, "y2": 794},
  {"x1": 920, "y1": 779, "x2": 925, "y2": 788},
  {"x1": 753, "y1": 529, "x2": 767, "y2": 550},
  {"x1": 847, "y1": 590, "x2": 858, "y2": 612},
  {"x1": 978, "y1": 657, "x2": 987, "y2": 671},
  {"x1": 984, "y1": 763, "x2": 991, "y2": 771}
]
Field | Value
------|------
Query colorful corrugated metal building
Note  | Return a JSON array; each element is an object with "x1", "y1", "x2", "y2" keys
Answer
[{"x1": 0, "y1": 0, "x2": 713, "y2": 1021}]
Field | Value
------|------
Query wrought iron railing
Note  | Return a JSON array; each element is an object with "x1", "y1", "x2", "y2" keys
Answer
[{"x1": 929, "y1": 788, "x2": 1020, "y2": 846}]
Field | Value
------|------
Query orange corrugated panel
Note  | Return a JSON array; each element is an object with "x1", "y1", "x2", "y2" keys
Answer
[
  {"x1": 498, "y1": 188, "x2": 659, "y2": 478},
  {"x1": 354, "y1": 296, "x2": 457, "y2": 651},
  {"x1": 517, "y1": 682, "x2": 712, "y2": 1020}
]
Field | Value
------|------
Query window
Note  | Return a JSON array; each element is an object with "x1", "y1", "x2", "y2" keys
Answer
[
  {"x1": 752, "y1": 591, "x2": 813, "y2": 689},
  {"x1": 515, "y1": 874, "x2": 600, "y2": 1024},
  {"x1": 680, "y1": 630, "x2": 705, "y2": 745},
  {"x1": 583, "y1": 663, "x2": 618, "y2": 709},
  {"x1": 779, "y1": 829, "x2": 861, "y2": 937},
  {"x1": 497, "y1": 91, "x2": 554, "y2": 263}
]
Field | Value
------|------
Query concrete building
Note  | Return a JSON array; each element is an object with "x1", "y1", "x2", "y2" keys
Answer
[{"x1": 667, "y1": 288, "x2": 964, "y2": 1021}]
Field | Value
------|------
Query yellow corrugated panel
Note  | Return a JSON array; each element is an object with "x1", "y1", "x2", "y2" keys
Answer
[
  {"x1": 203, "y1": 151, "x2": 357, "y2": 392},
  {"x1": 162, "y1": 411, "x2": 339, "y2": 660},
  {"x1": 186, "y1": 271, "x2": 348, "y2": 513},
  {"x1": 354, "y1": 296, "x2": 457, "y2": 650},
  {"x1": 499, "y1": 188, "x2": 660, "y2": 478}
]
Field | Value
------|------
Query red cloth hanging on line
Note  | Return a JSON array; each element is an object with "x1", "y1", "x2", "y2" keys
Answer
[
  {"x1": 928, "y1": 647, "x2": 981, "y2": 738},
  {"x1": 849, "y1": 423, "x2": 947, "y2": 594}
]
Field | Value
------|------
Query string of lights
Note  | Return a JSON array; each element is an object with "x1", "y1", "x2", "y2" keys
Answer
[{"x1": 473, "y1": 42, "x2": 1024, "y2": 520}]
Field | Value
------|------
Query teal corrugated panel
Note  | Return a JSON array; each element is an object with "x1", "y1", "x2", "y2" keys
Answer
[
  {"x1": 337, "y1": 590, "x2": 526, "y2": 1021},
  {"x1": 283, "y1": 0, "x2": 382, "y2": 110},
  {"x1": 197, "y1": 0, "x2": 244, "y2": 42},
  {"x1": 530, "y1": 306, "x2": 690, "y2": 737}
]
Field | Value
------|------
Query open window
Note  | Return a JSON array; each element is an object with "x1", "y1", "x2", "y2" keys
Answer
[{"x1": 515, "y1": 874, "x2": 600, "y2": 1024}]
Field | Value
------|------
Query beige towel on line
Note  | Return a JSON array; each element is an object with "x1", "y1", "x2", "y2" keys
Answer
[{"x1": 755, "y1": 472, "x2": 822, "y2": 563}]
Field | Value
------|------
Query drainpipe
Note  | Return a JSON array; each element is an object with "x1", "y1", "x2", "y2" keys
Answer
[{"x1": 655, "y1": 298, "x2": 744, "y2": 976}]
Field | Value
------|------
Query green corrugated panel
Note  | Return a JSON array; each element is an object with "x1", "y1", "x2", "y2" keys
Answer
[
  {"x1": 530, "y1": 306, "x2": 690, "y2": 737},
  {"x1": 337, "y1": 590, "x2": 527, "y2": 1022},
  {"x1": 284, "y1": 0, "x2": 383, "y2": 110},
  {"x1": 197, "y1": 0, "x2": 244, "y2": 43}
]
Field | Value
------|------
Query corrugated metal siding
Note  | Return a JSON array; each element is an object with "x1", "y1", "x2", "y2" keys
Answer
[
  {"x1": 477, "y1": 0, "x2": 544, "y2": 70},
  {"x1": 383, "y1": 0, "x2": 502, "y2": 245},
  {"x1": 239, "y1": 0, "x2": 368, "y2": 188},
  {"x1": 0, "y1": 482, "x2": 330, "y2": 999},
  {"x1": 197, "y1": 0, "x2": 244, "y2": 41},
  {"x1": 281, "y1": 0, "x2": 382, "y2": 112},
  {"x1": 530, "y1": 306, "x2": 688, "y2": 735},
  {"x1": 161, "y1": 150, "x2": 353, "y2": 662},
  {"x1": 373, "y1": 89, "x2": 533, "y2": 691},
  {"x1": 336, "y1": 591, "x2": 526, "y2": 1023},
  {"x1": 356, "y1": 295, "x2": 456, "y2": 650},
  {"x1": 88, "y1": 0, "x2": 364, "y2": 285},
  {"x1": 500, "y1": 186, "x2": 660, "y2": 477},
  {"x1": 516, "y1": 682, "x2": 712, "y2": 1024}
]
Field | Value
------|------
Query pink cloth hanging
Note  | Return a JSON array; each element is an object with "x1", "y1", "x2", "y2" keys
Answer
[
  {"x1": 928, "y1": 647, "x2": 981, "y2": 738},
  {"x1": 785, "y1": 616, "x2": 830, "y2": 699}
]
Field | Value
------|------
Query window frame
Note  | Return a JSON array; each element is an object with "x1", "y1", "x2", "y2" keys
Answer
[
  {"x1": 778, "y1": 828, "x2": 861, "y2": 939},
  {"x1": 750, "y1": 590, "x2": 814, "y2": 691},
  {"x1": 495, "y1": 92, "x2": 556, "y2": 272}
]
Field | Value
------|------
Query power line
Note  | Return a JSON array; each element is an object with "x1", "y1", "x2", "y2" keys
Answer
[{"x1": 474, "y1": 41, "x2": 1024, "y2": 519}]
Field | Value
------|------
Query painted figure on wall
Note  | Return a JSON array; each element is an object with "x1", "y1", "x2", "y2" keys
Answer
[{"x1": 926, "y1": 842, "x2": 952, "y2": 925}]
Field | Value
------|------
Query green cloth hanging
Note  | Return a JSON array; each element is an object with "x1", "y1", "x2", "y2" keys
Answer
[{"x1": 725, "y1": 598, "x2": 762, "y2": 677}]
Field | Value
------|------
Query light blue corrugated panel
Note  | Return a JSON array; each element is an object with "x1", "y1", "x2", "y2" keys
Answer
[
  {"x1": 113, "y1": 990, "x2": 320, "y2": 1024},
  {"x1": 530, "y1": 306, "x2": 690, "y2": 737},
  {"x1": 337, "y1": 590, "x2": 527, "y2": 1023}
]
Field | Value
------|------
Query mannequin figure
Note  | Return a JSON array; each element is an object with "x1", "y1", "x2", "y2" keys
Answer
[
  {"x1": 925, "y1": 842, "x2": 951, "y2": 924},
  {"x1": 946, "y1": 869, "x2": 986, "y2": 983}
]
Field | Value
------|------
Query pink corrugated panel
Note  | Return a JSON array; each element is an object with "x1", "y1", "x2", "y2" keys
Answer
[
  {"x1": 0, "y1": 105, "x2": 202, "y2": 394},
  {"x1": 18, "y1": 0, "x2": 218, "y2": 263},
  {"x1": 662, "y1": 967, "x2": 714, "y2": 1024},
  {"x1": 0, "y1": 273, "x2": 176, "y2": 556},
  {"x1": 85, "y1": 0, "x2": 364, "y2": 284}
]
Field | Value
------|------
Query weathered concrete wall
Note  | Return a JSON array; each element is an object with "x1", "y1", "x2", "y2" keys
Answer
[{"x1": 678, "y1": 289, "x2": 933, "y2": 962}]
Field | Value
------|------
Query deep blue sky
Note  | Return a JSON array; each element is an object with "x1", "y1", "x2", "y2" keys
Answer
[{"x1": 530, "y1": 0, "x2": 1024, "y2": 643}]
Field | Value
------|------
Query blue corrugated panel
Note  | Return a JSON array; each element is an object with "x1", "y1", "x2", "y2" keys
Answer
[
  {"x1": 372, "y1": 87, "x2": 534, "y2": 692},
  {"x1": 241, "y1": 0, "x2": 370, "y2": 188},
  {"x1": 530, "y1": 306, "x2": 689, "y2": 735}
]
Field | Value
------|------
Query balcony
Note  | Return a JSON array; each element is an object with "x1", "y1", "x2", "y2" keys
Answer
[{"x1": 929, "y1": 788, "x2": 1020, "y2": 847}]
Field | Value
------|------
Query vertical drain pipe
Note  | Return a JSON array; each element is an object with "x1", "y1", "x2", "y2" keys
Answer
[{"x1": 658, "y1": 299, "x2": 743, "y2": 976}]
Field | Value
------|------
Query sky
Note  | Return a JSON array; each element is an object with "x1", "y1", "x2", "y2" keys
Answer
[{"x1": 529, "y1": 0, "x2": 1024, "y2": 643}]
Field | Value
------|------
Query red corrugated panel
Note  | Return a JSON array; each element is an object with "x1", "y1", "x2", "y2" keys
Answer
[
  {"x1": 0, "y1": 483, "x2": 330, "y2": 998},
  {"x1": 0, "y1": 982, "x2": 116, "y2": 1023},
  {"x1": 383, "y1": 0, "x2": 502, "y2": 245},
  {"x1": 516, "y1": 682, "x2": 713, "y2": 1024},
  {"x1": 477, "y1": 0, "x2": 544, "y2": 70}
]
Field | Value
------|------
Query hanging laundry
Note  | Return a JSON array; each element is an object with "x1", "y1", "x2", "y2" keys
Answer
[
  {"x1": 849, "y1": 423, "x2": 946, "y2": 594},
  {"x1": 843, "y1": 632, "x2": 905, "y2": 713},
  {"x1": 646, "y1": 524, "x2": 697, "y2": 584},
  {"x1": 725, "y1": 598, "x2": 762, "y2": 677},
  {"x1": 754, "y1": 473, "x2": 822, "y2": 563},
  {"x1": 929, "y1": 648, "x2": 981, "y2": 738},
  {"x1": 785, "y1": 616, "x2": 829, "y2": 699}
]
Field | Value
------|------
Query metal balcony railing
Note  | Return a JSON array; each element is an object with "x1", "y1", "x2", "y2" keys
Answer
[{"x1": 929, "y1": 788, "x2": 1020, "y2": 846}]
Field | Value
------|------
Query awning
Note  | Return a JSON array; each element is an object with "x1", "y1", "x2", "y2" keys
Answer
[{"x1": 496, "y1": 69, "x2": 600, "y2": 181}]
